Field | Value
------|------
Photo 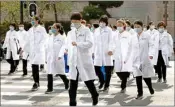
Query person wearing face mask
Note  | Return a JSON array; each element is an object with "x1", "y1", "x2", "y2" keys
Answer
[
  {"x1": 23, "y1": 17, "x2": 47, "y2": 91},
  {"x1": 17, "y1": 23, "x2": 29, "y2": 76},
  {"x1": 146, "y1": 21, "x2": 159, "y2": 75},
  {"x1": 45, "y1": 23, "x2": 69, "y2": 94},
  {"x1": 93, "y1": 15, "x2": 114, "y2": 92},
  {"x1": 112, "y1": 20, "x2": 132, "y2": 93},
  {"x1": 132, "y1": 20, "x2": 155, "y2": 99},
  {"x1": 66, "y1": 12, "x2": 99, "y2": 106},
  {"x1": 154, "y1": 22, "x2": 173, "y2": 83},
  {"x1": 2, "y1": 23, "x2": 20, "y2": 75},
  {"x1": 125, "y1": 20, "x2": 136, "y2": 35}
]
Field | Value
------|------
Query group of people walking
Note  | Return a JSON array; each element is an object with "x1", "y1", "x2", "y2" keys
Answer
[{"x1": 2, "y1": 12, "x2": 174, "y2": 106}]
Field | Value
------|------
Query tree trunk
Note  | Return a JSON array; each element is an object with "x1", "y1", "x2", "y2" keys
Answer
[{"x1": 53, "y1": 3, "x2": 58, "y2": 23}]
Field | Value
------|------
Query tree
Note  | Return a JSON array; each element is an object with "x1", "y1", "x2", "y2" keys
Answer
[
  {"x1": 82, "y1": 5, "x2": 105, "y2": 22},
  {"x1": 89, "y1": 1, "x2": 124, "y2": 17}
]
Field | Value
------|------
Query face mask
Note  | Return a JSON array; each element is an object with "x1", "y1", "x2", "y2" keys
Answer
[
  {"x1": 150, "y1": 25, "x2": 155, "y2": 30},
  {"x1": 31, "y1": 21, "x2": 35, "y2": 26},
  {"x1": 49, "y1": 30, "x2": 52, "y2": 35},
  {"x1": 126, "y1": 27, "x2": 131, "y2": 31},
  {"x1": 51, "y1": 28, "x2": 57, "y2": 34},
  {"x1": 143, "y1": 28, "x2": 147, "y2": 31},
  {"x1": 9, "y1": 26, "x2": 14, "y2": 31},
  {"x1": 134, "y1": 28, "x2": 142, "y2": 34},
  {"x1": 99, "y1": 22, "x2": 106, "y2": 28},
  {"x1": 158, "y1": 28, "x2": 164, "y2": 33},
  {"x1": 70, "y1": 23, "x2": 75, "y2": 30},
  {"x1": 19, "y1": 27, "x2": 24, "y2": 31},
  {"x1": 73, "y1": 23, "x2": 81, "y2": 29},
  {"x1": 117, "y1": 27, "x2": 124, "y2": 33}
]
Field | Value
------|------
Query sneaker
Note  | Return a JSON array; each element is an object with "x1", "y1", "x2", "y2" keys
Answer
[
  {"x1": 103, "y1": 87, "x2": 109, "y2": 92},
  {"x1": 22, "y1": 74, "x2": 27, "y2": 77},
  {"x1": 157, "y1": 79, "x2": 162, "y2": 83},
  {"x1": 92, "y1": 93, "x2": 99, "y2": 106},
  {"x1": 8, "y1": 71, "x2": 14, "y2": 75},
  {"x1": 150, "y1": 89, "x2": 154, "y2": 95},
  {"x1": 135, "y1": 95, "x2": 143, "y2": 100},
  {"x1": 120, "y1": 89, "x2": 126, "y2": 93},
  {"x1": 45, "y1": 89, "x2": 53, "y2": 94},
  {"x1": 31, "y1": 83, "x2": 39, "y2": 91},
  {"x1": 163, "y1": 79, "x2": 167, "y2": 83},
  {"x1": 98, "y1": 83, "x2": 104, "y2": 90}
]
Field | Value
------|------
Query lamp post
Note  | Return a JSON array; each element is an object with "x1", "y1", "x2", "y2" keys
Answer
[{"x1": 163, "y1": 1, "x2": 168, "y2": 26}]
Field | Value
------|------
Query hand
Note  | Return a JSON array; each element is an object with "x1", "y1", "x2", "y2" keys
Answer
[
  {"x1": 72, "y1": 42, "x2": 77, "y2": 46},
  {"x1": 58, "y1": 57, "x2": 61, "y2": 60},
  {"x1": 45, "y1": 62, "x2": 47, "y2": 64},
  {"x1": 124, "y1": 61, "x2": 126, "y2": 64},
  {"x1": 108, "y1": 51, "x2": 113, "y2": 56},
  {"x1": 149, "y1": 56, "x2": 153, "y2": 59}
]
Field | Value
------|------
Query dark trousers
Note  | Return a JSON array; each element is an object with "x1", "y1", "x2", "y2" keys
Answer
[
  {"x1": 47, "y1": 74, "x2": 69, "y2": 91},
  {"x1": 40, "y1": 64, "x2": 44, "y2": 70},
  {"x1": 155, "y1": 50, "x2": 167, "y2": 80},
  {"x1": 22, "y1": 59, "x2": 28, "y2": 75},
  {"x1": 69, "y1": 71, "x2": 98, "y2": 106},
  {"x1": 32, "y1": 64, "x2": 40, "y2": 85},
  {"x1": 116, "y1": 72, "x2": 130, "y2": 90},
  {"x1": 6, "y1": 52, "x2": 19, "y2": 73},
  {"x1": 95, "y1": 66, "x2": 113, "y2": 88},
  {"x1": 136, "y1": 76, "x2": 154, "y2": 96}
]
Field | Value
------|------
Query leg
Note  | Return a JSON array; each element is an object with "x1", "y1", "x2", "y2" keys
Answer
[
  {"x1": 120, "y1": 72, "x2": 130, "y2": 92},
  {"x1": 59, "y1": 74, "x2": 69, "y2": 90},
  {"x1": 45, "y1": 74, "x2": 53, "y2": 94},
  {"x1": 69, "y1": 72, "x2": 79, "y2": 106},
  {"x1": 157, "y1": 51, "x2": 162, "y2": 81},
  {"x1": 162, "y1": 64, "x2": 167, "y2": 82},
  {"x1": 31, "y1": 64, "x2": 39, "y2": 91},
  {"x1": 85, "y1": 80, "x2": 99, "y2": 106},
  {"x1": 22, "y1": 59, "x2": 28, "y2": 75},
  {"x1": 104, "y1": 66, "x2": 113, "y2": 90},
  {"x1": 40, "y1": 64, "x2": 44, "y2": 71},
  {"x1": 136, "y1": 76, "x2": 143, "y2": 98},
  {"x1": 144, "y1": 78, "x2": 154, "y2": 94},
  {"x1": 95, "y1": 66, "x2": 104, "y2": 89}
]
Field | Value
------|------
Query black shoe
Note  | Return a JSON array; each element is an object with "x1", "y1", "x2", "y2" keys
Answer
[
  {"x1": 45, "y1": 89, "x2": 53, "y2": 94},
  {"x1": 65, "y1": 81, "x2": 69, "y2": 90},
  {"x1": 70, "y1": 101, "x2": 77, "y2": 106},
  {"x1": 22, "y1": 74, "x2": 27, "y2": 77},
  {"x1": 135, "y1": 95, "x2": 143, "y2": 100},
  {"x1": 55, "y1": 74, "x2": 59, "y2": 77},
  {"x1": 31, "y1": 83, "x2": 39, "y2": 91},
  {"x1": 157, "y1": 79, "x2": 162, "y2": 83},
  {"x1": 8, "y1": 71, "x2": 14, "y2": 75},
  {"x1": 120, "y1": 89, "x2": 126, "y2": 93},
  {"x1": 98, "y1": 83, "x2": 104, "y2": 90},
  {"x1": 163, "y1": 79, "x2": 167, "y2": 83},
  {"x1": 103, "y1": 87, "x2": 109, "y2": 92},
  {"x1": 92, "y1": 93, "x2": 99, "y2": 106},
  {"x1": 150, "y1": 89, "x2": 154, "y2": 95}
]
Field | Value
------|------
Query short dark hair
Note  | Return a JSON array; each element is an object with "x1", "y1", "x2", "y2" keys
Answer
[
  {"x1": 148, "y1": 21, "x2": 154, "y2": 26},
  {"x1": 54, "y1": 23, "x2": 64, "y2": 35},
  {"x1": 157, "y1": 21, "x2": 166, "y2": 28},
  {"x1": 113, "y1": 25, "x2": 117, "y2": 30},
  {"x1": 70, "y1": 12, "x2": 82, "y2": 20},
  {"x1": 99, "y1": 15, "x2": 108, "y2": 25},
  {"x1": 93, "y1": 24, "x2": 99, "y2": 28},
  {"x1": 134, "y1": 20, "x2": 143, "y2": 27},
  {"x1": 33, "y1": 16, "x2": 42, "y2": 24},
  {"x1": 10, "y1": 23, "x2": 16, "y2": 30},
  {"x1": 125, "y1": 20, "x2": 131, "y2": 26}
]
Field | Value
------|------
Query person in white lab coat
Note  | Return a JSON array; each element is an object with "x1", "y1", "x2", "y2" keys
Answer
[
  {"x1": 2, "y1": 23, "x2": 20, "y2": 75},
  {"x1": 154, "y1": 22, "x2": 173, "y2": 83},
  {"x1": 45, "y1": 23, "x2": 69, "y2": 94},
  {"x1": 132, "y1": 21, "x2": 155, "y2": 99},
  {"x1": 17, "y1": 23, "x2": 29, "y2": 76},
  {"x1": 23, "y1": 17, "x2": 47, "y2": 91},
  {"x1": 112, "y1": 20, "x2": 132, "y2": 93},
  {"x1": 125, "y1": 20, "x2": 136, "y2": 35},
  {"x1": 93, "y1": 15, "x2": 114, "y2": 91},
  {"x1": 146, "y1": 22, "x2": 159, "y2": 74},
  {"x1": 67, "y1": 12, "x2": 99, "y2": 106}
]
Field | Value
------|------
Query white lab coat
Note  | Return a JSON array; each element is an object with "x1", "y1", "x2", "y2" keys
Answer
[
  {"x1": 132, "y1": 31, "x2": 155, "y2": 78},
  {"x1": 17, "y1": 30, "x2": 29, "y2": 60},
  {"x1": 3, "y1": 30, "x2": 20, "y2": 60},
  {"x1": 45, "y1": 34, "x2": 65, "y2": 75},
  {"x1": 93, "y1": 26, "x2": 114, "y2": 66},
  {"x1": 112, "y1": 31, "x2": 132, "y2": 72},
  {"x1": 66, "y1": 25, "x2": 96, "y2": 81},
  {"x1": 25, "y1": 25, "x2": 47, "y2": 65},
  {"x1": 167, "y1": 33, "x2": 174, "y2": 57},
  {"x1": 146, "y1": 29, "x2": 159, "y2": 65}
]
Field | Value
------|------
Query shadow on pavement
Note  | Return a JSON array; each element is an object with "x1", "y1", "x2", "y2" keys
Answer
[{"x1": 151, "y1": 83, "x2": 173, "y2": 92}]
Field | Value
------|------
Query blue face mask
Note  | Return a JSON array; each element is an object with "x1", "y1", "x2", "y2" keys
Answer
[
  {"x1": 134, "y1": 28, "x2": 142, "y2": 34},
  {"x1": 31, "y1": 21, "x2": 35, "y2": 26},
  {"x1": 51, "y1": 28, "x2": 57, "y2": 34}
]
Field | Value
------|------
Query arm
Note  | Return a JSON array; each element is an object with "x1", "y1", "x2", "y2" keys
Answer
[
  {"x1": 124, "y1": 34, "x2": 133, "y2": 63},
  {"x1": 2, "y1": 32, "x2": 9, "y2": 49},
  {"x1": 58, "y1": 38, "x2": 66, "y2": 58},
  {"x1": 108, "y1": 29, "x2": 115, "y2": 52},
  {"x1": 168, "y1": 33, "x2": 174, "y2": 55},
  {"x1": 148, "y1": 33, "x2": 155, "y2": 57}
]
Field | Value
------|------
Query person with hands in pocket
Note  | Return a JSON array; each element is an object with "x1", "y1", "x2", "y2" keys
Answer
[
  {"x1": 132, "y1": 20, "x2": 155, "y2": 100},
  {"x1": 45, "y1": 23, "x2": 69, "y2": 94}
]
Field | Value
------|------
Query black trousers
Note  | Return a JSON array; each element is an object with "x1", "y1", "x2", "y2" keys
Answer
[
  {"x1": 47, "y1": 74, "x2": 69, "y2": 91},
  {"x1": 69, "y1": 71, "x2": 98, "y2": 106},
  {"x1": 22, "y1": 59, "x2": 28, "y2": 75},
  {"x1": 155, "y1": 50, "x2": 167, "y2": 80},
  {"x1": 136, "y1": 76, "x2": 154, "y2": 96},
  {"x1": 116, "y1": 72, "x2": 130, "y2": 90},
  {"x1": 32, "y1": 64, "x2": 40, "y2": 85},
  {"x1": 6, "y1": 52, "x2": 19, "y2": 73},
  {"x1": 40, "y1": 64, "x2": 44, "y2": 70},
  {"x1": 95, "y1": 66, "x2": 113, "y2": 88}
]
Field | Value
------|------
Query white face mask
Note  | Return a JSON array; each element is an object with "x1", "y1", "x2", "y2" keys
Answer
[
  {"x1": 70, "y1": 23, "x2": 75, "y2": 30},
  {"x1": 19, "y1": 27, "x2": 24, "y2": 31},
  {"x1": 150, "y1": 25, "x2": 155, "y2": 30},
  {"x1": 126, "y1": 27, "x2": 131, "y2": 31},
  {"x1": 117, "y1": 27, "x2": 124, "y2": 33},
  {"x1": 9, "y1": 26, "x2": 14, "y2": 31},
  {"x1": 134, "y1": 28, "x2": 143, "y2": 34},
  {"x1": 143, "y1": 28, "x2": 147, "y2": 31},
  {"x1": 99, "y1": 22, "x2": 106, "y2": 28},
  {"x1": 73, "y1": 23, "x2": 81, "y2": 29},
  {"x1": 158, "y1": 28, "x2": 164, "y2": 33},
  {"x1": 49, "y1": 30, "x2": 52, "y2": 35}
]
